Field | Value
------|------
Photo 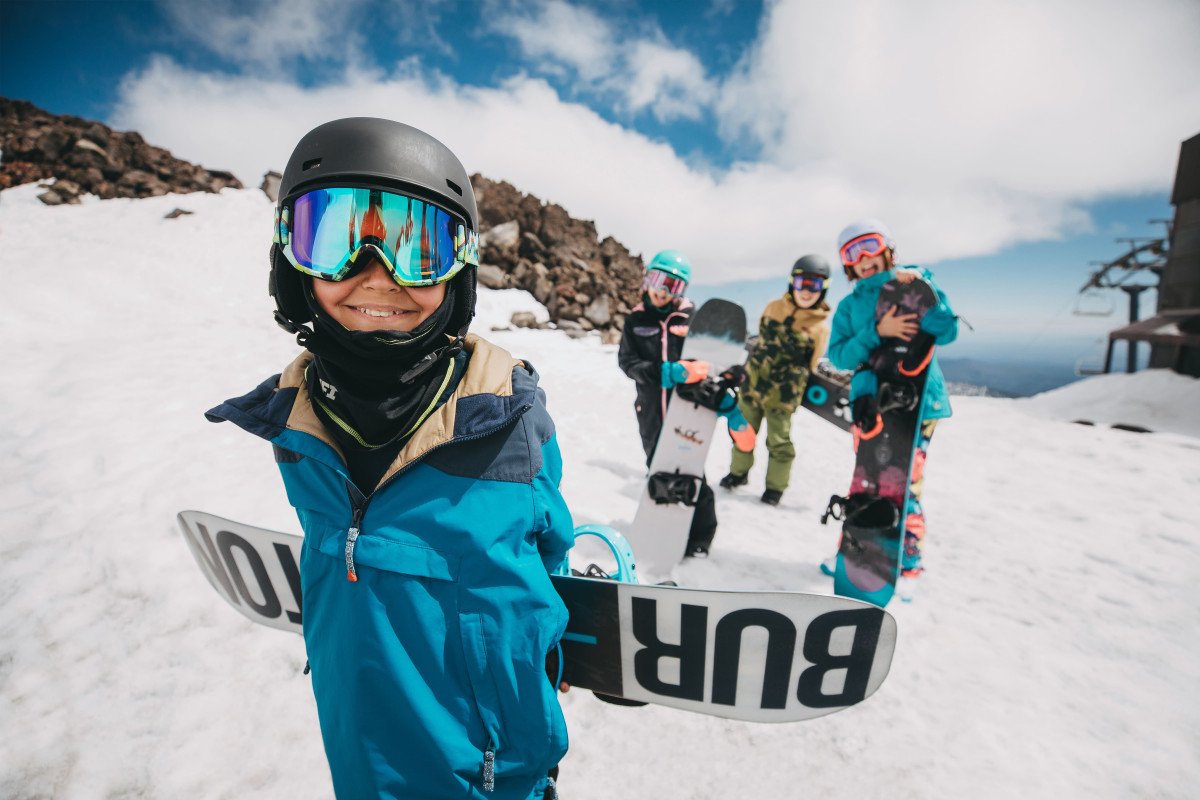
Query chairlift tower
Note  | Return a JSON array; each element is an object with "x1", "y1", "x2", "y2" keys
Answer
[{"x1": 1077, "y1": 236, "x2": 1167, "y2": 373}]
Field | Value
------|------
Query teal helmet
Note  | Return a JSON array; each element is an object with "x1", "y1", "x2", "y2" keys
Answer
[{"x1": 646, "y1": 249, "x2": 692, "y2": 283}]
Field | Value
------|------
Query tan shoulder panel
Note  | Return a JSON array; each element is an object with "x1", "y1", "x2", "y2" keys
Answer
[{"x1": 376, "y1": 334, "x2": 524, "y2": 488}]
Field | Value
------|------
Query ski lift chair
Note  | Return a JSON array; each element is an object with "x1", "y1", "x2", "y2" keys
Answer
[{"x1": 1073, "y1": 289, "x2": 1114, "y2": 317}]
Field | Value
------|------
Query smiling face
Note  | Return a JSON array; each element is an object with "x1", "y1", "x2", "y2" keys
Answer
[
  {"x1": 310, "y1": 257, "x2": 447, "y2": 332},
  {"x1": 646, "y1": 286, "x2": 675, "y2": 308},
  {"x1": 852, "y1": 252, "x2": 890, "y2": 281},
  {"x1": 792, "y1": 287, "x2": 822, "y2": 309}
]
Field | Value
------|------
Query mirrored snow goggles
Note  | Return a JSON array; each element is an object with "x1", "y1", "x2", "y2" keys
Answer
[
  {"x1": 643, "y1": 269, "x2": 687, "y2": 297},
  {"x1": 273, "y1": 187, "x2": 479, "y2": 285},
  {"x1": 792, "y1": 274, "x2": 825, "y2": 293},
  {"x1": 839, "y1": 233, "x2": 889, "y2": 267}
]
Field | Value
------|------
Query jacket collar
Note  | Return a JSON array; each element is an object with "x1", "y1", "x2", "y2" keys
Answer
[
  {"x1": 769, "y1": 291, "x2": 831, "y2": 323},
  {"x1": 853, "y1": 269, "x2": 895, "y2": 294},
  {"x1": 278, "y1": 334, "x2": 527, "y2": 483}
]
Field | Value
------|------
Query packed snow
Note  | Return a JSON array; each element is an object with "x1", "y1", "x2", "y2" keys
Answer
[{"x1": 2, "y1": 184, "x2": 1198, "y2": 799}]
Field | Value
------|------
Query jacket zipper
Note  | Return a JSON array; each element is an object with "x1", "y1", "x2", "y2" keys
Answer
[
  {"x1": 344, "y1": 505, "x2": 365, "y2": 582},
  {"x1": 335, "y1": 414, "x2": 534, "y2": 794},
  {"x1": 340, "y1": 404, "x2": 535, "y2": 584},
  {"x1": 482, "y1": 738, "x2": 496, "y2": 792},
  {"x1": 660, "y1": 308, "x2": 687, "y2": 418}
]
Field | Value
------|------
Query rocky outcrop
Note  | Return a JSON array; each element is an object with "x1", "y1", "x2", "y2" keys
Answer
[
  {"x1": 471, "y1": 174, "x2": 646, "y2": 341},
  {"x1": 0, "y1": 97, "x2": 242, "y2": 204}
]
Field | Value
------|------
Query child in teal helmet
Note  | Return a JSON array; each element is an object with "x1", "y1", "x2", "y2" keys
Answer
[
  {"x1": 826, "y1": 219, "x2": 958, "y2": 585},
  {"x1": 618, "y1": 250, "x2": 750, "y2": 556}
]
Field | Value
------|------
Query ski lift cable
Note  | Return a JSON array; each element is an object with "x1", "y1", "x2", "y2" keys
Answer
[
  {"x1": 1074, "y1": 288, "x2": 1115, "y2": 317},
  {"x1": 1021, "y1": 292, "x2": 1081, "y2": 351}
]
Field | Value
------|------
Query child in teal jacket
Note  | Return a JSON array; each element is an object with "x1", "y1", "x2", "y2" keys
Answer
[
  {"x1": 828, "y1": 219, "x2": 958, "y2": 580},
  {"x1": 207, "y1": 118, "x2": 572, "y2": 800}
]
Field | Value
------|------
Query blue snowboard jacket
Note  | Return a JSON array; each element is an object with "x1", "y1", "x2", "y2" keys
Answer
[
  {"x1": 206, "y1": 335, "x2": 573, "y2": 800},
  {"x1": 828, "y1": 267, "x2": 958, "y2": 421}
]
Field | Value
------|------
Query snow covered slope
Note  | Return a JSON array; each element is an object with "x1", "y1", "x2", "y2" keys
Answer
[{"x1": 2, "y1": 185, "x2": 1198, "y2": 799}]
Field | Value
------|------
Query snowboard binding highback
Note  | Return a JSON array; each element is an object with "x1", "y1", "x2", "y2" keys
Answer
[
  {"x1": 877, "y1": 381, "x2": 920, "y2": 415},
  {"x1": 555, "y1": 524, "x2": 641, "y2": 584}
]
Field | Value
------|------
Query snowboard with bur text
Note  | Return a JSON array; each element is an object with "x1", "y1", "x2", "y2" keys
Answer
[{"x1": 176, "y1": 510, "x2": 897, "y2": 723}]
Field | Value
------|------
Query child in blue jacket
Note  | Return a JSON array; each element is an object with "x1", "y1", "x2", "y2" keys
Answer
[
  {"x1": 206, "y1": 118, "x2": 573, "y2": 800},
  {"x1": 827, "y1": 218, "x2": 958, "y2": 582}
]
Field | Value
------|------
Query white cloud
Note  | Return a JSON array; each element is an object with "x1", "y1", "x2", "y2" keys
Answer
[
  {"x1": 159, "y1": 0, "x2": 455, "y2": 73},
  {"x1": 706, "y1": 0, "x2": 738, "y2": 17},
  {"x1": 159, "y1": 0, "x2": 371, "y2": 74},
  {"x1": 487, "y1": 0, "x2": 719, "y2": 124},
  {"x1": 487, "y1": 0, "x2": 617, "y2": 83},
  {"x1": 717, "y1": 0, "x2": 1200, "y2": 250},
  {"x1": 106, "y1": 0, "x2": 1200, "y2": 287},
  {"x1": 108, "y1": 58, "x2": 844, "y2": 279},
  {"x1": 625, "y1": 38, "x2": 715, "y2": 122}
]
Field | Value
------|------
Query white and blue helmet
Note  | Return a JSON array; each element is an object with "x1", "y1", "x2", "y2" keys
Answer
[{"x1": 836, "y1": 218, "x2": 896, "y2": 252}]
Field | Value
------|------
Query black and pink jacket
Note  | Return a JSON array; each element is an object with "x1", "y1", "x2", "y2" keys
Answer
[{"x1": 617, "y1": 296, "x2": 695, "y2": 461}]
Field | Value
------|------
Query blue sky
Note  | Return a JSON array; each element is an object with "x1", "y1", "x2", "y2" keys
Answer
[{"x1": 3, "y1": 0, "x2": 1198, "y2": 367}]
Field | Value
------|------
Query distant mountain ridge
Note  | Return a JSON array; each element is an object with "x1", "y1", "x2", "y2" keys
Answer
[{"x1": 939, "y1": 357, "x2": 1081, "y2": 397}]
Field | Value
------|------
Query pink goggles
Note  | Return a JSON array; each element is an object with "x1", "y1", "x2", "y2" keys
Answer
[
  {"x1": 643, "y1": 269, "x2": 687, "y2": 297},
  {"x1": 840, "y1": 233, "x2": 889, "y2": 267}
]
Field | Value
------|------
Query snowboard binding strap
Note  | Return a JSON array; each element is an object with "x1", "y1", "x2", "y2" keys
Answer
[
  {"x1": 674, "y1": 364, "x2": 745, "y2": 411},
  {"x1": 822, "y1": 494, "x2": 900, "y2": 529},
  {"x1": 898, "y1": 331, "x2": 936, "y2": 377},
  {"x1": 647, "y1": 470, "x2": 703, "y2": 506},
  {"x1": 857, "y1": 413, "x2": 884, "y2": 440}
]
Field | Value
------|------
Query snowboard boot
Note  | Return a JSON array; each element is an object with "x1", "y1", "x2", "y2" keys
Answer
[
  {"x1": 719, "y1": 471, "x2": 748, "y2": 489},
  {"x1": 761, "y1": 489, "x2": 782, "y2": 506},
  {"x1": 684, "y1": 542, "x2": 709, "y2": 558}
]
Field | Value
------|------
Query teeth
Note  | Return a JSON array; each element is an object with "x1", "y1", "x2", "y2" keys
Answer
[{"x1": 356, "y1": 308, "x2": 405, "y2": 317}]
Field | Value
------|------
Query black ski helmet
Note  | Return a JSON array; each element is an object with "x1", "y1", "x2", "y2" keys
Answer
[
  {"x1": 269, "y1": 117, "x2": 479, "y2": 338},
  {"x1": 788, "y1": 254, "x2": 831, "y2": 305},
  {"x1": 790, "y1": 254, "x2": 831, "y2": 279}
]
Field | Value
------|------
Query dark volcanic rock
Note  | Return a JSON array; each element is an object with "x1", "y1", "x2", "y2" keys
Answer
[
  {"x1": 0, "y1": 97, "x2": 243, "y2": 203},
  {"x1": 470, "y1": 174, "x2": 645, "y2": 338}
]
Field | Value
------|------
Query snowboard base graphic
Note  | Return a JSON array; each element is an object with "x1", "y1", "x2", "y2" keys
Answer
[{"x1": 178, "y1": 510, "x2": 897, "y2": 723}]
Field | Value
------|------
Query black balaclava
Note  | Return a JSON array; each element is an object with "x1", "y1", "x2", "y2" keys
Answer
[
  {"x1": 642, "y1": 291, "x2": 680, "y2": 318},
  {"x1": 300, "y1": 270, "x2": 466, "y2": 453}
]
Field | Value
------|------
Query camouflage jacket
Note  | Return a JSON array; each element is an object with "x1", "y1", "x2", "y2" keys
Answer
[{"x1": 743, "y1": 294, "x2": 831, "y2": 413}]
